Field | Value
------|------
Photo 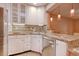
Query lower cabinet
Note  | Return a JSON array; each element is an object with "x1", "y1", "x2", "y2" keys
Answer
[
  {"x1": 31, "y1": 35, "x2": 42, "y2": 53},
  {"x1": 24, "y1": 35, "x2": 31, "y2": 51},
  {"x1": 8, "y1": 35, "x2": 43, "y2": 55},
  {"x1": 8, "y1": 36, "x2": 24, "y2": 55},
  {"x1": 56, "y1": 40, "x2": 67, "y2": 56}
]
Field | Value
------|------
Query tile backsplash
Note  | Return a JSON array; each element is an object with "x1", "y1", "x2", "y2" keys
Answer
[{"x1": 12, "y1": 24, "x2": 47, "y2": 34}]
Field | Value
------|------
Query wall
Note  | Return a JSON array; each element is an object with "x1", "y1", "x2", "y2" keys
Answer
[
  {"x1": 48, "y1": 15, "x2": 74, "y2": 34},
  {"x1": 26, "y1": 5, "x2": 48, "y2": 25},
  {"x1": 74, "y1": 20, "x2": 79, "y2": 33}
]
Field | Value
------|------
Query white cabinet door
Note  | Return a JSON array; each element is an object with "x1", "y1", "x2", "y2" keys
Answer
[
  {"x1": 24, "y1": 35, "x2": 31, "y2": 51},
  {"x1": 8, "y1": 35, "x2": 24, "y2": 55},
  {"x1": 8, "y1": 36, "x2": 18, "y2": 55},
  {"x1": 16, "y1": 35, "x2": 25, "y2": 53},
  {"x1": 8, "y1": 35, "x2": 43, "y2": 55},
  {"x1": 56, "y1": 40, "x2": 67, "y2": 56},
  {"x1": 43, "y1": 38, "x2": 50, "y2": 48},
  {"x1": 31, "y1": 35, "x2": 42, "y2": 53}
]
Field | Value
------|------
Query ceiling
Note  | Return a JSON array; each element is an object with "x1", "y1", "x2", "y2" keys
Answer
[
  {"x1": 48, "y1": 3, "x2": 79, "y2": 19},
  {"x1": 26, "y1": 3, "x2": 48, "y2": 7}
]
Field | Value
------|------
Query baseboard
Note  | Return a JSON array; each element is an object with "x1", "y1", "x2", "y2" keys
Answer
[{"x1": 9, "y1": 50, "x2": 42, "y2": 56}]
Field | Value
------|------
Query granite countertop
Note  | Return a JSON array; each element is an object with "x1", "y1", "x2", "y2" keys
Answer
[
  {"x1": 8, "y1": 32, "x2": 79, "y2": 42},
  {"x1": 43, "y1": 32, "x2": 79, "y2": 42}
]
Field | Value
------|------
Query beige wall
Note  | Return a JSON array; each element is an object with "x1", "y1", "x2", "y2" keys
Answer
[
  {"x1": 74, "y1": 20, "x2": 79, "y2": 33},
  {"x1": 48, "y1": 14, "x2": 76, "y2": 34}
]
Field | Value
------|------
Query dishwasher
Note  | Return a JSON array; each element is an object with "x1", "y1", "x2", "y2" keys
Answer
[{"x1": 42, "y1": 35, "x2": 56, "y2": 56}]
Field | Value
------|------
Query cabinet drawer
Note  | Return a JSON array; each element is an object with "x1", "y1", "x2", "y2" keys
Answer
[
  {"x1": 8, "y1": 36, "x2": 17, "y2": 39},
  {"x1": 16, "y1": 35, "x2": 26, "y2": 39}
]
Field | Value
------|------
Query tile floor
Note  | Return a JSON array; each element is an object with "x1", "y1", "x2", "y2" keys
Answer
[
  {"x1": 16, "y1": 52, "x2": 40, "y2": 56},
  {"x1": 15, "y1": 45, "x2": 54, "y2": 56},
  {"x1": 42, "y1": 45, "x2": 54, "y2": 56}
]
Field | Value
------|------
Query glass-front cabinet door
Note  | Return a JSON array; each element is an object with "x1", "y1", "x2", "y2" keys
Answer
[
  {"x1": 11, "y1": 3, "x2": 26, "y2": 24},
  {"x1": 11, "y1": 3, "x2": 18, "y2": 24},
  {"x1": 19, "y1": 4, "x2": 26, "y2": 24}
]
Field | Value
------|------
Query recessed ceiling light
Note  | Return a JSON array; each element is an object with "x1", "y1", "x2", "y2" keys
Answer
[
  {"x1": 58, "y1": 14, "x2": 61, "y2": 19},
  {"x1": 33, "y1": 3, "x2": 37, "y2": 5},
  {"x1": 50, "y1": 17, "x2": 53, "y2": 21},
  {"x1": 70, "y1": 9, "x2": 75, "y2": 16}
]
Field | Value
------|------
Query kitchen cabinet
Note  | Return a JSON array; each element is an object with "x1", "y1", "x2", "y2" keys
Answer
[
  {"x1": 8, "y1": 35, "x2": 43, "y2": 55},
  {"x1": 16, "y1": 35, "x2": 25, "y2": 53},
  {"x1": 8, "y1": 36, "x2": 17, "y2": 55},
  {"x1": 31, "y1": 35, "x2": 42, "y2": 53},
  {"x1": 25, "y1": 6, "x2": 47, "y2": 25},
  {"x1": 19, "y1": 4, "x2": 26, "y2": 24},
  {"x1": 10, "y1": 3, "x2": 26, "y2": 24},
  {"x1": 11, "y1": 3, "x2": 18, "y2": 23},
  {"x1": 56, "y1": 40, "x2": 67, "y2": 56},
  {"x1": 8, "y1": 3, "x2": 26, "y2": 34},
  {"x1": 24, "y1": 35, "x2": 31, "y2": 51},
  {"x1": 8, "y1": 35, "x2": 25, "y2": 55}
]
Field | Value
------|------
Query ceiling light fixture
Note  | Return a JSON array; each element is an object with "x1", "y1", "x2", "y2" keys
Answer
[
  {"x1": 57, "y1": 6, "x2": 61, "y2": 19},
  {"x1": 70, "y1": 3, "x2": 75, "y2": 16},
  {"x1": 58, "y1": 14, "x2": 61, "y2": 19},
  {"x1": 50, "y1": 17, "x2": 53, "y2": 21}
]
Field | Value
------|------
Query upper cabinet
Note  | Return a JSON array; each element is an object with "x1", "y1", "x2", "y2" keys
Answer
[
  {"x1": 25, "y1": 5, "x2": 48, "y2": 25},
  {"x1": 11, "y1": 3, "x2": 18, "y2": 23},
  {"x1": 11, "y1": 3, "x2": 26, "y2": 24},
  {"x1": 19, "y1": 4, "x2": 26, "y2": 24},
  {"x1": 8, "y1": 3, "x2": 48, "y2": 33},
  {"x1": 10, "y1": 4, "x2": 48, "y2": 26}
]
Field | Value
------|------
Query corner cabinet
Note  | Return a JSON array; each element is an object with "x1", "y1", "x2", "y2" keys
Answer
[{"x1": 8, "y1": 35, "x2": 43, "y2": 55}]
